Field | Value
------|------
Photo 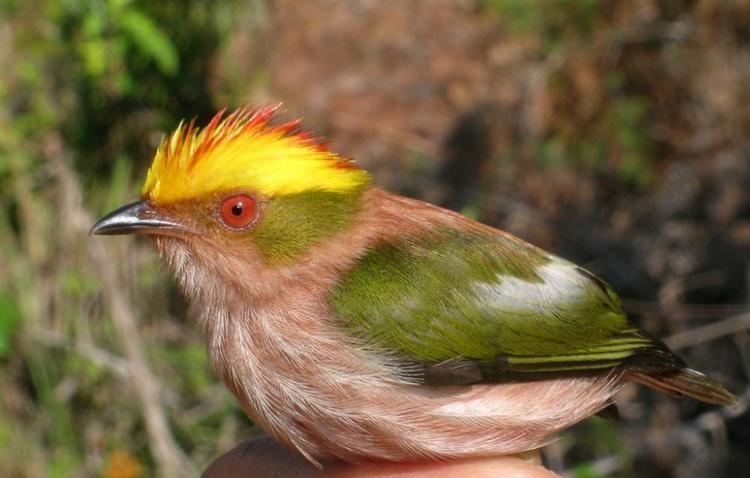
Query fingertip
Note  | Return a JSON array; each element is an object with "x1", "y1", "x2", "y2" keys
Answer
[
  {"x1": 203, "y1": 437, "x2": 560, "y2": 478},
  {"x1": 469, "y1": 456, "x2": 561, "y2": 478},
  {"x1": 330, "y1": 455, "x2": 560, "y2": 478},
  {"x1": 202, "y1": 436, "x2": 323, "y2": 478}
]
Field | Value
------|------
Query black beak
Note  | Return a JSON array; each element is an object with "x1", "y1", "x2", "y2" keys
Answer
[{"x1": 90, "y1": 200, "x2": 185, "y2": 236}]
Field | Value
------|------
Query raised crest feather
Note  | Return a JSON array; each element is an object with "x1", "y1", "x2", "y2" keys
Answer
[{"x1": 142, "y1": 105, "x2": 369, "y2": 205}]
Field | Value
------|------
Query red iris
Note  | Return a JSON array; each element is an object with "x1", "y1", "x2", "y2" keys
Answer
[{"x1": 219, "y1": 194, "x2": 258, "y2": 229}]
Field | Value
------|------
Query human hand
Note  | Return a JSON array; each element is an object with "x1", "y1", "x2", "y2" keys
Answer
[{"x1": 203, "y1": 436, "x2": 560, "y2": 478}]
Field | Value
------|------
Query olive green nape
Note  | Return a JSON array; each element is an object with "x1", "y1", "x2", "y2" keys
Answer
[
  {"x1": 254, "y1": 188, "x2": 365, "y2": 264},
  {"x1": 329, "y1": 228, "x2": 657, "y2": 376}
]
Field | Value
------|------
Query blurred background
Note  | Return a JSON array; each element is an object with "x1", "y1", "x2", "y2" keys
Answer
[{"x1": 1, "y1": 0, "x2": 749, "y2": 476}]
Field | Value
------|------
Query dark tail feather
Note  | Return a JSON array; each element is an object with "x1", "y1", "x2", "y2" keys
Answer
[{"x1": 632, "y1": 368, "x2": 736, "y2": 406}]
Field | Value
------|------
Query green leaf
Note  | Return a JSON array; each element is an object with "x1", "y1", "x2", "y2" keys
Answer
[
  {"x1": 47, "y1": 449, "x2": 78, "y2": 478},
  {"x1": 119, "y1": 9, "x2": 179, "y2": 75},
  {"x1": 460, "y1": 202, "x2": 480, "y2": 220},
  {"x1": 572, "y1": 462, "x2": 605, "y2": 478},
  {"x1": 0, "y1": 292, "x2": 21, "y2": 359},
  {"x1": 80, "y1": 39, "x2": 108, "y2": 77}
]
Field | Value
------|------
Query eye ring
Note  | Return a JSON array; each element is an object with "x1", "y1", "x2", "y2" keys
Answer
[{"x1": 218, "y1": 193, "x2": 259, "y2": 230}]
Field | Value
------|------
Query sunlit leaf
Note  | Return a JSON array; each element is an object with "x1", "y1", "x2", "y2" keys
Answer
[
  {"x1": 119, "y1": 9, "x2": 179, "y2": 75},
  {"x1": 0, "y1": 292, "x2": 20, "y2": 359}
]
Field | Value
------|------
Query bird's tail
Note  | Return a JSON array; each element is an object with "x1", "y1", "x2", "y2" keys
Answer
[{"x1": 631, "y1": 368, "x2": 736, "y2": 406}]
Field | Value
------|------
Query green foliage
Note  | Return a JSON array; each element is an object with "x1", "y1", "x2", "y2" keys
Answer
[
  {"x1": 485, "y1": 1, "x2": 657, "y2": 187},
  {"x1": 572, "y1": 463, "x2": 607, "y2": 478},
  {"x1": 155, "y1": 343, "x2": 214, "y2": 394},
  {"x1": 484, "y1": 0, "x2": 601, "y2": 51},
  {"x1": 47, "y1": 449, "x2": 79, "y2": 478},
  {"x1": 26, "y1": 350, "x2": 81, "y2": 468},
  {"x1": 73, "y1": 0, "x2": 177, "y2": 73},
  {"x1": 564, "y1": 417, "x2": 632, "y2": 477},
  {"x1": 0, "y1": 293, "x2": 20, "y2": 359},
  {"x1": 460, "y1": 202, "x2": 481, "y2": 221},
  {"x1": 538, "y1": 92, "x2": 653, "y2": 187},
  {"x1": 118, "y1": 7, "x2": 179, "y2": 75},
  {"x1": 608, "y1": 96, "x2": 652, "y2": 185},
  {"x1": 60, "y1": 0, "x2": 179, "y2": 107}
]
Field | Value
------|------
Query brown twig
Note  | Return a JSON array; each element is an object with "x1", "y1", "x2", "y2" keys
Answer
[
  {"x1": 622, "y1": 299, "x2": 749, "y2": 321},
  {"x1": 665, "y1": 313, "x2": 750, "y2": 350},
  {"x1": 32, "y1": 329, "x2": 131, "y2": 378}
]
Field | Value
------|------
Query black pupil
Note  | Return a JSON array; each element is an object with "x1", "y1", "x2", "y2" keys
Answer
[{"x1": 231, "y1": 202, "x2": 244, "y2": 216}]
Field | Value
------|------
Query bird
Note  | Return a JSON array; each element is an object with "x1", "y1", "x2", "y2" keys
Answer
[{"x1": 91, "y1": 105, "x2": 735, "y2": 466}]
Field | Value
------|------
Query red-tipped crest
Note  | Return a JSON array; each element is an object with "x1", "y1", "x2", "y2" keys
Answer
[{"x1": 142, "y1": 105, "x2": 368, "y2": 204}]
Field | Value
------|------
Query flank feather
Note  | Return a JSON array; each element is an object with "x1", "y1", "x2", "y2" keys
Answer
[{"x1": 142, "y1": 105, "x2": 369, "y2": 204}]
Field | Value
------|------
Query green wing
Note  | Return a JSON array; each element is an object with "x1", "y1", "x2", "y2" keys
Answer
[{"x1": 329, "y1": 228, "x2": 682, "y2": 384}]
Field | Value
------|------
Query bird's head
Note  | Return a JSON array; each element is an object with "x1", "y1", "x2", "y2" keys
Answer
[{"x1": 91, "y1": 106, "x2": 371, "y2": 279}]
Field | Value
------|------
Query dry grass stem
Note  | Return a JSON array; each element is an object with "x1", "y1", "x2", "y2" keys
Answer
[{"x1": 47, "y1": 134, "x2": 196, "y2": 477}]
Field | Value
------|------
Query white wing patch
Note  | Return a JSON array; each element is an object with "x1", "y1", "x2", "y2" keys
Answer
[{"x1": 473, "y1": 258, "x2": 595, "y2": 313}]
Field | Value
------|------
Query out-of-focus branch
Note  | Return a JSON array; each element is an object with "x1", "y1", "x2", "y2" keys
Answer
[
  {"x1": 665, "y1": 313, "x2": 750, "y2": 350},
  {"x1": 46, "y1": 134, "x2": 195, "y2": 477},
  {"x1": 560, "y1": 387, "x2": 749, "y2": 477},
  {"x1": 641, "y1": 386, "x2": 749, "y2": 468},
  {"x1": 623, "y1": 299, "x2": 749, "y2": 320},
  {"x1": 32, "y1": 329, "x2": 131, "y2": 378}
]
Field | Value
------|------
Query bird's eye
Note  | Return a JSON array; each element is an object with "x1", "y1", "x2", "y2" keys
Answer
[{"x1": 219, "y1": 194, "x2": 258, "y2": 230}]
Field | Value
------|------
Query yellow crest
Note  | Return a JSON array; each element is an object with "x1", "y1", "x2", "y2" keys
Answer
[{"x1": 142, "y1": 106, "x2": 370, "y2": 204}]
